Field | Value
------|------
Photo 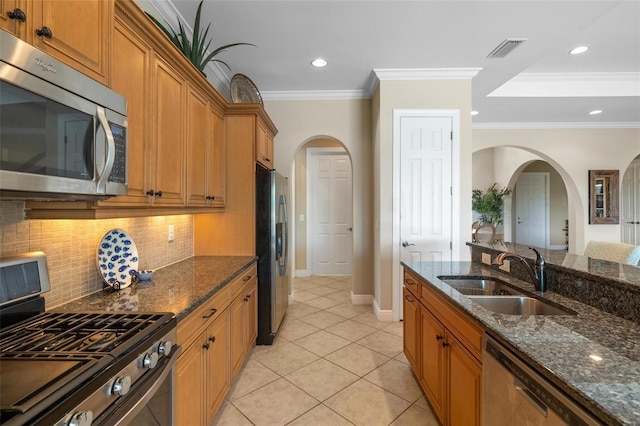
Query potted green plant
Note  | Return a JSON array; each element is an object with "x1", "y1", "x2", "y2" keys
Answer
[
  {"x1": 146, "y1": 0, "x2": 254, "y2": 74},
  {"x1": 472, "y1": 183, "x2": 513, "y2": 225}
]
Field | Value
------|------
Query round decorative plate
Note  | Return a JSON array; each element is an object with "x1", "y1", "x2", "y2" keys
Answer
[
  {"x1": 96, "y1": 229, "x2": 139, "y2": 290},
  {"x1": 230, "y1": 73, "x2": 263, "y2": 105}
]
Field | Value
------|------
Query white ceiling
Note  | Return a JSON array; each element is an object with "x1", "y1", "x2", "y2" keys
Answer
[{"x1": 151, "y1": 0, "x2": 640, "y2": 127}]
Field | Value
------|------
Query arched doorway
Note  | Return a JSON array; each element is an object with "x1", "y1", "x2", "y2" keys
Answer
[
  {"x1": 291, "y1": 137, "x2": 354, "y2": 278},
  {"x1": 472, "y1": 147, "x2": 574, "y2": 251},
  {"x1": 621, "y1": 154, "x2": 640, "y2": 244}
]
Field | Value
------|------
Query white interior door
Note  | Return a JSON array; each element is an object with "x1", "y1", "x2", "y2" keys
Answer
[
  {"x1": 308, "y1": 148, "x2": 353, "y2": 275},
  {"x1": 621, "y1": 157, "x2": 640, "y2": 244},
  {"x1": 399, "y1": 116, "x2": 453, "y2": 265},
  {"x1": 515, "y1": 172, "x2": 548, "y2": 248}
]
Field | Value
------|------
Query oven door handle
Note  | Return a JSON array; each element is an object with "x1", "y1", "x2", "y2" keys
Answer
[{"x1": 109, "y1": 344, "x2": 182, "y2": 426}]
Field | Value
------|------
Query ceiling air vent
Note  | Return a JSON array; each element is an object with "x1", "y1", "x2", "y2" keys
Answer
[{"x1": 487, "y1": 38, "x2": 528, "y2": 58}]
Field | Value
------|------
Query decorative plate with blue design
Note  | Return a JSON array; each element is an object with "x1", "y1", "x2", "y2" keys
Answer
[{"x1": 96, "y1": 228, "x2": 139, "y2": 290}]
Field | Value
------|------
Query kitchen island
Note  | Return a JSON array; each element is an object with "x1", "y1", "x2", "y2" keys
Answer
[{"x1": 403, "y1": 248, "x2": 640, "y2": 425}]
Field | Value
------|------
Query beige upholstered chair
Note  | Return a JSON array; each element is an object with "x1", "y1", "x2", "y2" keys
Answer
[{"x1": 583, "y1": 241, "x2": 640, "y2": 265}]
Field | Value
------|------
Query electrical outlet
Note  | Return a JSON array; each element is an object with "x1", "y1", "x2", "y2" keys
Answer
[
  {"x1": 482, "y1": 253, "x2": 492, "y2": 265},
  {"x1": 499, "y1": 259, "x2": 510, "y2": 272},
  {"x1": 168, "y1": 224, "x2": 174, "y2": 242}
]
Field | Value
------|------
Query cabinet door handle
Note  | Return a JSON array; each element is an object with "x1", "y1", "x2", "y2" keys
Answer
[
  {"x1": 442, "y1": 341, "x2": 450, "y2": 348},
  {"x1": 404, "y1": 295, "x2": 414, "y2": 302},
  {"x1": 202, "y1": 308, "x2": 217, "y2": 319},
  {"x1": 404, "y1": 279, "x2": 415, "y2": 286},
  {"x1": 208, "y1": 336, "x2": 216, "y2": 343},
  {"x1": 146, "y1": 189, "x2": 155, "y2": 196},
  {"x1": 202, "y1": 343, "x2": 210, "y2": 350},
  {"x1": 36, "y1": 26, "x2": 53, "y2": 39},
  {"x1": 8, "y1": 8, "x2": 26, "y2": 22},
  {"x1": 243, "y1": 275, "x2": 251, "y2": 281},
  {"x1": 155, "y1": 190, "x2": 163, "y2": 197},
  {"x1": 243, "y1": 296, "x2": 249, "y2": 302},
  {"x1": 436, "y1": 335, "x2": 443, "y2": 341}
]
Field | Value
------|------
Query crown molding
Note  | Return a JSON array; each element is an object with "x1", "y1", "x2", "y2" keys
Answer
[
  {"x1": 373, "y1": 68, "x2": 483, "y2": 81},
  {"x1": 472, "y1": 121, "x2": 640, "y2": 130},
  {"x1": 489, "y1": 72, "x2": 640, "y2": 97},
  {"x1": 262, "y1": 90, "x2": 369, "y2": 101}
]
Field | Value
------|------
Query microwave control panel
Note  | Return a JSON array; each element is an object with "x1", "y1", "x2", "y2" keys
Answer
[{"x1": 109, "y1": 123, "x2": 127, "y2": 183}]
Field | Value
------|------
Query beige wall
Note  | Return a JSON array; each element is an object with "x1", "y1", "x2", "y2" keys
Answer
[
  {"x1": 375, "y1": 79, "x2": 474, "y2": 311},
  {"x1": 473, "y1": 128, "x2": 640, "y2": 254},
  {"x1": 0, "y1": 201, "x2": 193, "y2": 308},
  {"x1": 263, "y1": 99, "x2": 373, "y2": 298},
  {"x1": 293, "y1": 138, "x2": 344, "y2": 272}
]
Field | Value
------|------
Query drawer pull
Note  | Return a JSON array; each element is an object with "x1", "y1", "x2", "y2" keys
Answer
[
  {"x1": 202, "y1": 308, "x2": 217, "y2": 319},
  {"x1": 404, "y1": 295, "x2": 414, "y2": 302},
  {"x1": 243, "y1": 275, "x2": 252, "y2": 281},
  {"x1": 404, "y1": 279, "x2": 415, "y2": 286},
  {"x1": 202, "y1": 343, "x2": 210, "y2": 350},
  {"x1": 436, "y1": 335, "x2": 444, "y2": 341},
  {"x1": 208, "y1": 336, "x2": 216, "y2": 343},
  {"x1": 442, "y1": 342, "x2": 450, "y2": 348}
]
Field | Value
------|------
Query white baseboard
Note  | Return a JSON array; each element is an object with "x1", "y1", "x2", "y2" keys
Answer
[
  {"x1": 373, "y1": 298, "x2": 394, "y2": 322},
  {"x1": 350, "y1": 292, "x2": 373, "y2": 305},
  {"x1": 295, "y1": 269, "x2": 310, "y2": 277},
  {"x1": 288, "y1": 294, "x2": 293, "y2": 305}
]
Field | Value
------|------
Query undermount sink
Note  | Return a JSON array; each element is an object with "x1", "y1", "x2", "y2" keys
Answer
[
  {"x1": 437, "y1": 276, "x2": 523, "y2": 296},
  {"x1": 467, "y1": 296, "x2": 577, "y2": 316}
]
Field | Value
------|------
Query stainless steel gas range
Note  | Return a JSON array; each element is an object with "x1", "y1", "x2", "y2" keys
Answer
[{"x1": 0, "y1": 252, "x2": 180, "y2": 425}]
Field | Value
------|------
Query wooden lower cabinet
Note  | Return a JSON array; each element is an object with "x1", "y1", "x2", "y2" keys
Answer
[
  {"x1": 176, "y1": 310, "x2": 229, "y2": 425},
  {"x1": 402, "y1": 287, "x2": 420, "y2": 373},
  {"x1": 420, "y1": 305, "x2": 447, "y2": 422},
  {"x1": 403, "y1": 270, "x2": 484, "y2": 426},
  {"x1": 448, "y1": 333, "x2": 482, "y2": 426},
  {"x1": 176, "y1": 264, "x2": 257, "y2": 425},
  {"x1": 230, "y1": 276, "x2": 258, "y2": 377}
]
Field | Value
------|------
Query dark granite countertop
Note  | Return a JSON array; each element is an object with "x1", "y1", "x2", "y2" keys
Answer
[
  {"x1": 54, "y1": 256, "x2": 257, "y2": 321},
  {"x1": 402, "y1": 260, "x2": 640, "y2": 426},
  {"x1": 469, "y1": 241, "x2": 640, "y2": 288}
]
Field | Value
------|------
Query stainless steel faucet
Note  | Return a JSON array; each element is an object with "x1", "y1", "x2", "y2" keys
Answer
[{"x1": 492, "y1": 247, "x2": 546, "y2": 293}]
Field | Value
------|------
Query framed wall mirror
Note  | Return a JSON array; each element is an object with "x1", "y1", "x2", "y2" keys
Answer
[{"x1": 589, "y1": 170, "x2": 619, "y2": 224}]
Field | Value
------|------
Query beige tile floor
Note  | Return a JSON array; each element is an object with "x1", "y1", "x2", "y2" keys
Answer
[{"x1": 212, "y1": 276, "x2": 439, "y2": 426}]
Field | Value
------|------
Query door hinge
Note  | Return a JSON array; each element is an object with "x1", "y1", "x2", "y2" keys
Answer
[
  {"x1": 450, "y1": 131, "x2": 453, "y2": 141},
  {"x1": 450, "y1": 186, "x2": 453, "y2": 195},
  {"x1": 450, "y1": 241, "x2": 452, "y2": 250}
]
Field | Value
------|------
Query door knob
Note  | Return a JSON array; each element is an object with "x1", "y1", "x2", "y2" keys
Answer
[{"x1": 402, "y1": 241, "x2": 415, "y2": 247}]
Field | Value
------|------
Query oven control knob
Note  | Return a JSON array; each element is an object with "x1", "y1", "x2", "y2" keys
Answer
[
  {"x1": 158, "y1": 340, "x2": 173, "y2": 356},
  {"x1": 143, "y1": 351, "x2": 159, "y2": 369},
  {"x1": 68, "y1": 410, "x2": 93, "y2": 426},
  {"x1": 112, "y1": 376, "x2": 132, "y2": 396}
]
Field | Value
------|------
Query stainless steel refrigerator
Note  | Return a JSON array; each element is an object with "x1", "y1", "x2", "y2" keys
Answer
[{"x1": 256, "y1": 165, "x2": 289, "y2": 345}]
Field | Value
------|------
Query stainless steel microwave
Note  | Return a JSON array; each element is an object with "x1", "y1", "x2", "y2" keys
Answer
[{"x1": 0, "y1": 31, "x2": 128, "y2": 200}]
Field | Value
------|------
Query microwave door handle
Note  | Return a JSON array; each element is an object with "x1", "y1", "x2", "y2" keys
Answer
[{"x1": 96, "y1": 107, "x2": 115, "y2": 194}]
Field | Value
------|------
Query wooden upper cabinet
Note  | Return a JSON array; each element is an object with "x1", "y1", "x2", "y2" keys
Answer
[
  {"x1": 207, "y1": 108, "x2": 226, "y2": 207},
  {"x1": 186, "y1": 85, "x2": 211, "y2": 206},
  {"x1": 256, "y1": 120, "x2": 274, "y2": 169},
  {"x1": 152, "y1": 55, "x2": 186, "y2": 206},
  {"x1": 31, "y1": 0, "x2": 111, "y2": 84},
  {"x1": 98, "y1": 16, "x2": 151, "y2": 208},
  {"x1": 0, "y1": 0, "x2": 27, "y2": 38}
]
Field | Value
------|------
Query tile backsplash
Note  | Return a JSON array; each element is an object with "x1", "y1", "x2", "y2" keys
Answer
[{"x1": 0, "y1": 201, "x2": 194, "y2": 308}]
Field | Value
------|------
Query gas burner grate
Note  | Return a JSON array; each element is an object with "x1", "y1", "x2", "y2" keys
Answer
[{"x1": 0, "y1": 312, "x2": 171, "y2": 354}]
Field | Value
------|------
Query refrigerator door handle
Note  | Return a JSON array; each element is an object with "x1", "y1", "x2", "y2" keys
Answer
[{"x1": 278, "y1": 194, "x2": 288, "y2": 275}]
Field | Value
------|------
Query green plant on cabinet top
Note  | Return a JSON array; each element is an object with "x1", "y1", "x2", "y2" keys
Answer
[{"x1": 146, "y1": 0, "x2": 255, "y2": 73}]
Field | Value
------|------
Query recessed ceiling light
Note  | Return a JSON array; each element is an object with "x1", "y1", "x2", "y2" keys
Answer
[
  {"x1": 471, "y1": 111, "x2": 479, "y2": 116},
  {"x1": 590, "y1": 354, "x2": 603, "y2": 362},
  {"x1": 570, "y1": 46, "x2": 589, "y2": 55},
  {"x1": 311, "y1": 58, "x2": 327, "y2": 68},
  {"x1": 589, "y1": 110, "x2": 603, "y2": 115}
]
